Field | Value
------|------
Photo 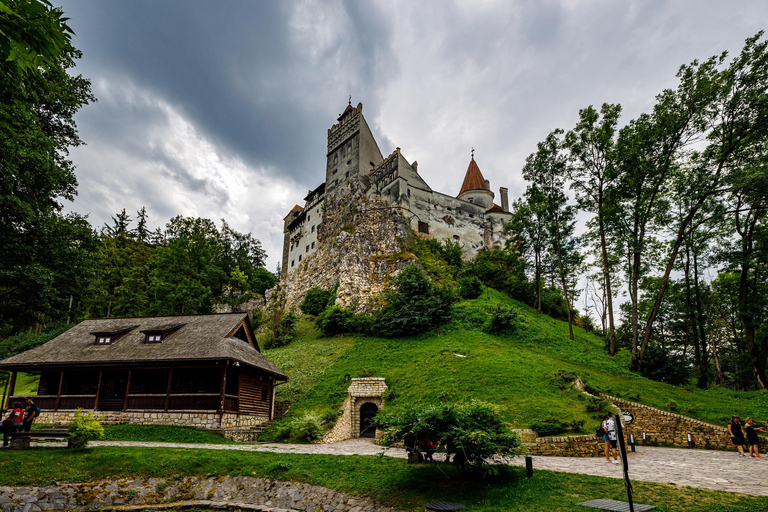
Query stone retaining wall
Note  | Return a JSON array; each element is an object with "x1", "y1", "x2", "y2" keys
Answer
[
  {"x1": 603, "y1": 395, "x2": 768, "y2": 450},
  {"x1": 527, "y1": 434, "x2": 604, "y2": 457},
  {"x1": 0, "y1": 476, "x2": 402, "y2": 512},
  {"x1": 37, "y1": 410, "x2": 269, "y2": 430}
]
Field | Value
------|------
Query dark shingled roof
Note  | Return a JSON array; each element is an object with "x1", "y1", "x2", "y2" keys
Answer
[{"x1": 0, "y1": 313, "x2": 286, "y2": 379}]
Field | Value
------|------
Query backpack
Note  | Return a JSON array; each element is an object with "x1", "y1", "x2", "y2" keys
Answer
[{"x1": 596, "y1": 425, "x2": 606, "y2": 439}]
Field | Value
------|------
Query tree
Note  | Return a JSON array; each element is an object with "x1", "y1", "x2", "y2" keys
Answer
[
  {"x1": 565, "y1": 103, "x2": 622, "y2": 355},
  {"x1": 510, "y1": 189, "x2": 549, "y2": 313},
  {"x1": 523, "y1": 130, "x2": 580, "y2": 340},
  {"x1": 0, "y1": 5, "x2": 95, "y2": 333},
  {"x1": 0, "y1": 0, "x2": 74, "y2": 71}
]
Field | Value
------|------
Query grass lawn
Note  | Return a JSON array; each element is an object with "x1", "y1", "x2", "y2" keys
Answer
[
  {"x1": 0, "y1": 447, "x2": 764, "y2": 511},
  {"x1": 101, "y1": 424, "x2": 234, "y2": 444},
  {"x1": 264, "y1": 288, "x2": 768, "y2": 438}
]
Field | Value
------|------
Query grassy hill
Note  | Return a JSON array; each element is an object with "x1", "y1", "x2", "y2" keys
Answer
[{"x1": 264, "y1": 287, "x2": 768, "y2": 438}]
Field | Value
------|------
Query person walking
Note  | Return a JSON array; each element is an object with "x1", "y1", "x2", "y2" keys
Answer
[
  {"x1": 2, "y1": 402, "x2": 24, "y2": 447},
  {"x1": 745, "y1": 417, "x2": 764, "y2": 459},
  {"x1": 602, "y1": 413, "x2": 619, "y2": 464},
  {"x1": 728, "y1": 415, "x2": 746, "y2": 457},
  {"x1": 21, "y1": 398, "x2": 40, "y2": 433}
]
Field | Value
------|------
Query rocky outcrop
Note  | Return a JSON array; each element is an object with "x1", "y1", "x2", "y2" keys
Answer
[{"x1": 273, "y1": 180, "x2": 413, "y2": 313}]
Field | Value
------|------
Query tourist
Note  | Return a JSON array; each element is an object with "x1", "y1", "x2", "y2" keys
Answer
[
  {"x1": 21, "y1": 398, "x2": 41, "y2": 432},
  {"x1": 602, "y1": 413, "x2": 619, "y2": 464},
  {"x1": 728, "y1": 415, "x2": 746, "y2": 456},
  {"x1": 744, "y1": 418, "x2": 763, "y2": 459},
  {"x1": 1, "y1": 402, "x2": 24, "y2": 447}
]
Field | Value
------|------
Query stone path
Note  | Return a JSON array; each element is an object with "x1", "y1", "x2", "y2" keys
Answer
[{"x1": 31, "y1": 439, "x2": 768, "y2": 497}]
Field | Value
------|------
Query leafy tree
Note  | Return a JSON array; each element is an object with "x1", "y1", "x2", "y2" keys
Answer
[
  {"x1": 373, "y1": 264, "x2": 457, "y2": 337},
  {"x1": 300, "y1": 287, "x2": 333, "y2": 316},
  {"x1": 565, "y1": 103, "x2": 622, "y2": 354},
  {"x1": 0, "y1": 5, "x2": 95, "y2": 333},
  {"x1": 378, "y1": 401, "x2": 521, "y2": 472},
  {"x1": 0, "y1": 0, "x2": 74, "y2": 71},
  {"x1": 510, "y1": 189, "x2": 549, "y2": 312}
]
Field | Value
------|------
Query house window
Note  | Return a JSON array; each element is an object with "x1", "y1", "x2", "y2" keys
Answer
[
  {"x1": 145, "y1": 334, "x2": 162, "y2": 343},
  {"x1": 95, "y1": 336, "x2": 111, "y2": 345},
  {"x1": 418, "y1": 222, "x2": 429, "y2": 234}
]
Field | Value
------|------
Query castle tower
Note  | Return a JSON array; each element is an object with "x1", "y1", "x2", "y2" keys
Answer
[
  {"x1": 325, "y1": 101, "x2": 384, "y2": 193},
  {"x1": 457, "y1": 154, "x2": 495, "y2": 209}
]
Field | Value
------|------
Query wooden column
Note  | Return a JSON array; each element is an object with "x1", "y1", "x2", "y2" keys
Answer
[
  {"x1": 93, "y1": 370, "x2": 104, "y2": 410},
  {"x1": 55, "y1": 370, "x2": 64, "y2": 410},
  {"x1": 1, "y1": 374, "x2": 9, "y2": 410},
  {"x1": 236, "y1": 371, "x2": 242, "y2": 414},
  {"x1": 5, "y1": 372, "x2": 17, "y2": 409},
  {"x1": 123, "y1": 370, "x2": 132, "y2": 411},
  {"x1": 218, "y1": 361, "x2": 229, "y2": 415},
  {"x1": 164, "y1": 368, "x2": 173, "y2": 412}
]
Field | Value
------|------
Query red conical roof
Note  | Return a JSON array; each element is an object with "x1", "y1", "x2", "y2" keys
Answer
[{"x1": 458, "y1": 158, "x2": 488, "y2": 195}]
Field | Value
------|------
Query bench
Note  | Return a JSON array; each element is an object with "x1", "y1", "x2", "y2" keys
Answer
[{"x1": 9, "y1": 430, "x2": 70, "y2": 449}]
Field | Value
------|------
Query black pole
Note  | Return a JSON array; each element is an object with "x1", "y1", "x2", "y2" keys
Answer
[
  {"x1": 630, "y1": 434, "x2": 636, "y2": 452},
  {"x1": 614, "y1": 417, "x2": 634, "y2": 512},
  {"x1": 525, "y1": 455, "x2": 533, "y2": 478}
]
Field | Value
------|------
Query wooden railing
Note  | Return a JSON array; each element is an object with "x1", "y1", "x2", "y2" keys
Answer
[{"x1": 11, "y1": 394, "x2": 240, "y2": 413}]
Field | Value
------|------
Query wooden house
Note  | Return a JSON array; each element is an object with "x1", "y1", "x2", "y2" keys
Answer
[{"x1": 0, "y1": 313, "x2": 286, "y2": 428}]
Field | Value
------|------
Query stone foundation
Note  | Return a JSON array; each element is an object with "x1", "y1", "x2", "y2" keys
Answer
[
  {"x1": 37, "y1": 410, "x2": 270, "y2": 430},
  {"x1": 0, "y1": 475, "x2": 402, "y2": 512},
  {"x1": 321, "y1": 378, "x2": 387, "y2": 444}
]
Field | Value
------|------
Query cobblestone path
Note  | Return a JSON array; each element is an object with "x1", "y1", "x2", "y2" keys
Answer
[{"x1": 35, "y1": 439, "x2": 768, "y2": 496}]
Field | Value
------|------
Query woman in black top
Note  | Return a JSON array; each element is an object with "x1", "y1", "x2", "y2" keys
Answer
[
  {"x1": 728, "y1": 415, "x2": 746, "y2": 456},
  {"x1": 745, "y1": 417, "x2": 764, "y2": 458}
]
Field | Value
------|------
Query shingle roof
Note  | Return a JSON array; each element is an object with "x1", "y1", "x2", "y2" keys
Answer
[
  {"x1": 458, "y1": 158, "x2": 489, "y2": 195},
  {"x1": 0, "y1": 314, "x2": 286, "y2": 379},
  {"x1": 486, "y1": 203, "x2": 509, "y2": 214}
]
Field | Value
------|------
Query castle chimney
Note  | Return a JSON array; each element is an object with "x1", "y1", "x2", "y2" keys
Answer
[
  {"x1": 412, "y1": 160, "x2": 418, "y2": 172},
  {"x1": 484, "y1": 179, "x2": 491, "y2": 191},
  {"x1": 500, "y1": 187, "x2": 509, "y2": 212}
]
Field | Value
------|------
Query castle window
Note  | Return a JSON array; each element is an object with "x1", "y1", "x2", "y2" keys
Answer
[
  {"x1": 348, "y1": 142, "x2": 352, "y2": 148},
  {"x1": 312, "y1": 241, "x2": 315, "y2": 249},
  {"x1": 333, "y1": 169, "x2": 337, "y2": 175},
  {"x1": 299, "y1": 255, "x2": 302, "y2": 262},
  {"x1": 311, "y1": 225, "x2": 315, "y2": 232},
  {"x1": 468, "y1": 198, "x2": 474, "y2": 204},
  {"x1": 306, "y1": 245, "x2": 309, "y2": 252},
  {"x1": 418, "y1": 222, "x2": 429, "y2": 235},
  {"x1": 407, "y1": 189, "x2": 411, "y2": 197},
  {"x1": 308, "y1": 214, "x2": 311, "y2": 221},
  {"x1": 334, "y1": 154, "x2": 338, "y2": 163},
  {"x1": 346, "y1": 160, "x2": 351, "y2": 166},
  {"x1": 345, "y1": 171, "x2": 349, "y2": 178},
  {"x1": 291, "y1": 260, "x2": 294, "y2": 267}
]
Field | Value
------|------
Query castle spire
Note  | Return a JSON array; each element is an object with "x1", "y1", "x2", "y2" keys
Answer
[{"x1": 458, "y1": 152, "x2": 488, "y2": 195}]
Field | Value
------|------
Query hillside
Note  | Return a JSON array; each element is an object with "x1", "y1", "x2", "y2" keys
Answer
[{"x1": 264, "y1": 288, "x2": 768, "y2": 437}]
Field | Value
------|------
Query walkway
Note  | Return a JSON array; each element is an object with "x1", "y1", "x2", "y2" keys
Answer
[{"x1": 35, "y1": 439, "x2": 768, "y2": 497}]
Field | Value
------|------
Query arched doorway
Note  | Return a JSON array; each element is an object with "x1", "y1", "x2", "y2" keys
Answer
[{"x1": 359, "y1": 402, "x2": 378, "y2": 438}]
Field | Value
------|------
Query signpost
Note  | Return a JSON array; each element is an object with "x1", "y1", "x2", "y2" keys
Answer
[{"x1": 614, "y1": 415, "x2": 634, "y2": 512}]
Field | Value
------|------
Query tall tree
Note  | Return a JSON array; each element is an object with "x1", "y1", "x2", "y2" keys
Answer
[
  {"x1": 565, "y1": 103, "x2": 622, "y2": 355},
  {"x1": 510, "y1": 189, "x2": 549, "y2": 313},
  {"x1": 523, "y1": 130, "x2": 580, "y2": 340}
]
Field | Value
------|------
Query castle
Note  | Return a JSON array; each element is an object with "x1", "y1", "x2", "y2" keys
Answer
[{"x1": 281, "y1": 101, "x2": 513, "y2": 278}]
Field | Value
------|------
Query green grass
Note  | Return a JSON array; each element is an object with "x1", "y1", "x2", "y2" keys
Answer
[
  {"x1": 265, "y1": 288, "x2": 768, "y2": 435},
  {"x1": 0, "y1": 447, "x2": 764, "y2": 511},
  {"x1": 101, "y1": 424, "x2": 234, "y2": 444}
]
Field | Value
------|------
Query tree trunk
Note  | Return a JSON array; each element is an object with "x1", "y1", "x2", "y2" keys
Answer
[{"x1": 598, "y1": 205, "x2": 616, "y2": 355}]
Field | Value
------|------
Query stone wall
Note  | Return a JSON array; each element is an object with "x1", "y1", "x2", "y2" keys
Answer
[
  {"x1": 603, "y1": 394, "x2": 768, "y2": 450},
  {"x1": 528, "y1": 434, "x2": 604, "y2": 457},
  {"x1": 37, "y1": 410, "x2": 269, "y2": 430},
  {"x1": 0, "y1": 475, "x2": 402, "y2": 512},
  {"x1": 275, "y1": 180, "x2": 413, "y2": 314},
  {"x1": 321, "y1": 378, "x2": 387, "y2": 444}
]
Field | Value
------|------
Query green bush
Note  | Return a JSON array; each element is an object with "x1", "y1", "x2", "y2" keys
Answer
[
  {"x1": 263, "y1": 311, "x2": 298, "y2": 349},
  {"x1": 315, "y1": 306, "x2": 356, "y2": 336},
  {"x1": 585, "y1": 397, "x2": 612, "y2": 414},
  {"x1": 458, "y1": 275, "x2": 483, "y2": 299},
  {"x1": 300, "y1": 287, "x2": 333, "y2": 316},
  {"x1": 529, "y1": 419, "x2": 568, "y2": 437},
  {"x1": 68, "y1": 409, "x2": 104, "y2": 447},
  {"x1": 378, "y1": 401, "x2": 521, "y2": 472},
  {"x1": 483, "y1": 305, "x2": 520, "y2": 334},
  {"x1": 373, "y1": 264, "x2": 457, "y2": 337},
  {"x1": 294, "y1": 412, "x2": 324, "y2": 441}
]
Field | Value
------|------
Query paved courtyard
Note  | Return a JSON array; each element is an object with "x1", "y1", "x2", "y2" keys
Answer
[{"x1": 34, "y1": 439, "x2": 768, "y2": 497}]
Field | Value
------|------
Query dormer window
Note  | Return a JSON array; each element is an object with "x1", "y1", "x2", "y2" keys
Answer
[
  {"x1": 96, "y1": 336, "x2": 111, "y2": 345},
  {"x1": 140, "y1": 324, "x2": 184, "y2": 344},
  {"x1": 146, "y1": 334, "x2": 162, "y2": 343}
]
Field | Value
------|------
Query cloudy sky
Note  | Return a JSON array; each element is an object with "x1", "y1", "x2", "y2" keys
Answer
[{"x1": 59, "y1": 0, "x2": 764, "y2": 270}]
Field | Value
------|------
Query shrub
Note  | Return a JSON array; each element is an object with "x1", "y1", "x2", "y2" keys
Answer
[
  {"x1": 529, "y1": 419, "x2": 568, "y2": 437},
  {"x1": 262, "y1": 311, "x2": 298, "y2": 349},
  {"x1": 585, "y1": 396, "x2": 612, "y2": 414},
  {"x1": 300, "y1": 287, "x2": 333, "y2": 316},
  {"x1": 667, "y1": 400, "x2": 679, "y2": 411},
  {"x1": 483, "y1": 305, "x2": 520, "y2": 334},
  {"x1": 294, "y1": 412, "x2": 324, "y2": 441},
  {"x1": 458, "y1": 275, "x2": 483, "y2": 299},
  {"x1": 373, "y1": 264, "x2": 457, "y2": 337},
  {"x1": 68, "y1": 409, "x2": 105, "y2": 448},
  {"x1": 315, "y1": 306, "x2": 355, "y2": 336},
  {"x1": 378, "y1": 401, "x2": 521, "y2": 472}
]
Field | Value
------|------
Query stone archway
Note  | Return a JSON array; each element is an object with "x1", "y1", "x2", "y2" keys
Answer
[{"x1": 359, "y1": 402, "x2": 378, "y2": 438}]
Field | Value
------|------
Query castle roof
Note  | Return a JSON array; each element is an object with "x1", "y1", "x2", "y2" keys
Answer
[
  {"x1": 485, "y1": 203, "x2": 509, "y2": 214},
  {"x1": 458, "y1": 158, "x2": 489, "y2": 196}
]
